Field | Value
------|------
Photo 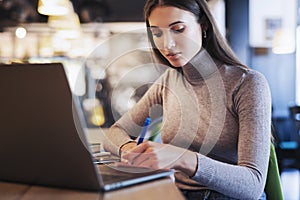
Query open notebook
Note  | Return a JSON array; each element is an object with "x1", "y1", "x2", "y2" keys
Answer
[{"x1": 0, "y1": 63, "x2": 173, "y2": 191}]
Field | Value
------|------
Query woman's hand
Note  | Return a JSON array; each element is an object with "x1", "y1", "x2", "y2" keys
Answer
[{"x1": 121, "y1": 141, "x2": 198, "y2": 177}]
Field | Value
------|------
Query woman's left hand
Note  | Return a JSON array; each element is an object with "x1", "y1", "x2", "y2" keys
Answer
[{"x1": 121, "y1": 141, "x2": 198, "y2": 176}]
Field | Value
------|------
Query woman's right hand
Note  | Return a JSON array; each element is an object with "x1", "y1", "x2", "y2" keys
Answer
[{"x1": 120, "y1": 141, "x2": 198, "y2": 177}]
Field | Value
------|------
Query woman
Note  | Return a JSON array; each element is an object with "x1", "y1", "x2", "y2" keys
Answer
[{"x1": 103, "y1": 0, "x2": 271, "y2": 199}]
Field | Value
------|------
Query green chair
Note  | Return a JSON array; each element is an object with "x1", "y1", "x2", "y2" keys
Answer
[{"x1": 265, "y1": 144, "x2": 284, "y2": 200}]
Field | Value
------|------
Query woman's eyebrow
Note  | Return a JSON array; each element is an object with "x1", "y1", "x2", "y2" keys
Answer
[
  {"x1": 149, "y1": 21, "x2": 184, "y2": 29},
  {"x1": 168, "y1": 21, "x2": 184, "y2": 27}
]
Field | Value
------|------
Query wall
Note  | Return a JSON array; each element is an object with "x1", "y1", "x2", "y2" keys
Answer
[
  {"x1": 226, "y1": 0, "x2": 250, "y2": 65},
  {"x1": 226, "y1": 0, "x2": 296, "y2": 118},
  {"x1": 250, "y1": 50, "x2": 296, "y2": 117}
]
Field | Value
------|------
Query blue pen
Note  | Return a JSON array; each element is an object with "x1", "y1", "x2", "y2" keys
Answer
[{"x1": 137, "y1": 117, "x2": 151, "y2": 145}]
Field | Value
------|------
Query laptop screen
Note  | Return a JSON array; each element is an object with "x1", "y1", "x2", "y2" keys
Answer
[{"x1": 0, "y1": 63, "x2": 102, "y2": 191}]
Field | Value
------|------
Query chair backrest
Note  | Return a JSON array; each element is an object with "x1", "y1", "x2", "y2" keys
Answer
[
  {"x1": 147, "y1": 116, "x2": 163, "y2": 143},
  {"x1": 264, "y1": 144, "x2": 284, "y2": 200}
]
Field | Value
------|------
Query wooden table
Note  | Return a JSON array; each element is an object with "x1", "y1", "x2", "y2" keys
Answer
[{"x1": 0, "y1": 177, "x2": 184, "y2": 200}]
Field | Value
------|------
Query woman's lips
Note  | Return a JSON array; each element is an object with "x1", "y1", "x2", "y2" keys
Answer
[{"x1": 166, "y1": 52, "x2": 181, "y2": 60}]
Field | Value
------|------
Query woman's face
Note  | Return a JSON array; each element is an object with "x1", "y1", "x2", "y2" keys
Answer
[{"x1": 148, "y1": 6, "x2": 203, "y2": 67}]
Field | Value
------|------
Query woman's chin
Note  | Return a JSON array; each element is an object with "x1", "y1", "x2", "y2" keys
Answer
[{"x1": 168, "y1": 60, "x2": 188, "y2": 68}]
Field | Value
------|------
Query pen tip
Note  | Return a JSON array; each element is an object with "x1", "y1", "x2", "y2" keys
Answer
[{"x1": 144, "y1": 117, "x2": 151, "y2": 125}]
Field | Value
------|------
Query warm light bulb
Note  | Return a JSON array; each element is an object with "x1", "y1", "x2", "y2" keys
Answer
[
  {"x1": 90, "y1": 106, "x2": 105, "y2": 126},
  {"x1": 15, "y1": 27, "x2": 27, "y2": 39}
]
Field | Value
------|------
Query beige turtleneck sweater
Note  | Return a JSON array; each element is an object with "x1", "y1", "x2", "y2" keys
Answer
[{"x1": 103, "y1": 49, "x2": 272, "y2": 200}]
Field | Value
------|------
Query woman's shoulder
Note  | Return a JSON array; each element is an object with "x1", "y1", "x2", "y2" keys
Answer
[
  {"x1": 222, "y1": 64, "x2": 267, "y2": 82},
  {"x1": 220, "y1": 64, "x2": 269, "y2": 92}
]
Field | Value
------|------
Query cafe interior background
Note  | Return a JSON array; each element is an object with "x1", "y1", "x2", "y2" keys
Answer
[{"x1": 0, "y1": 0, "x2": 299, "y2": 198}]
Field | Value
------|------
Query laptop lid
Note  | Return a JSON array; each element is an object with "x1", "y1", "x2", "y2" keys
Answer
[
  {"x1": 0, "y1": 63, "x2": 102, "y2": 190},
  {"x1": 0, "y1": 63, "x2": 173, "y2": 191}
]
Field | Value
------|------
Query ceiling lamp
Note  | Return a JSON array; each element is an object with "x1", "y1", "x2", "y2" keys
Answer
[{"x1": 38, "y1": 0, "x2": 70, "y2": 16}]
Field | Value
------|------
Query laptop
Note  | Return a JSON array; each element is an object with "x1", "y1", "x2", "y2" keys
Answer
[{"x1": 0, "y1": 63, "x2": 173, "y2": 191}]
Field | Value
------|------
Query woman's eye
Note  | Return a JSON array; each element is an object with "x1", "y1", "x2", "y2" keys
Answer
[
  {"x1": 172, "y1": 27, "x2": 185, "y2": 34},
  {"x1": 151, "y1": 29, "x2": 162, "y2": 37},
  {"x1": 170, "y1": 24, "x2": 185, "y2": 34}
]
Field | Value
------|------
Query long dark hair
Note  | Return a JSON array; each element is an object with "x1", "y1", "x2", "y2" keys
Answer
[{"x1": 144, "y1": 0, "x2": 247, "y2": 68}]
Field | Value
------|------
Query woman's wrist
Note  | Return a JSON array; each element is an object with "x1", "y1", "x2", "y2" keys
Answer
[
  {"x1": 119, "y1": 141, "x2": 137, "y2": 155},
  {"x1": 176, "y1": 151, "x2": 198, "y2": 177}
]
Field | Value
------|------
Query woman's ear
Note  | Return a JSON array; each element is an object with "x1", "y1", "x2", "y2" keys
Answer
[{"x1": 201, "y1": 22, "x2": 208, "y2": 32}]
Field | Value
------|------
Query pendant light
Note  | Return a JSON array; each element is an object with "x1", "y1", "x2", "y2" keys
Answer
[{"x1": 38, "y1": 0, "x2": 70, "y2": 16}]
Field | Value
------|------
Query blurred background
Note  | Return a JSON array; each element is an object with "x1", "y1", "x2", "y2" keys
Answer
[{"x1": 0, "y1": 0, "x2": 299, "y2": 198}]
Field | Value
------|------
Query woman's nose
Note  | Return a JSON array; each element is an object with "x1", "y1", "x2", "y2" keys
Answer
[{"x1": 163, "y1": 31, "x2": 175, "y2": 50}]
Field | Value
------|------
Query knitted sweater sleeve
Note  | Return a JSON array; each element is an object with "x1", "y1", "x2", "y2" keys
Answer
[
  {"x1": 191, "y1": 71, "x2": 272, "y2": 200},
  {"x1": 102, "y1": 78, "x2": 164, "y2": 155}
]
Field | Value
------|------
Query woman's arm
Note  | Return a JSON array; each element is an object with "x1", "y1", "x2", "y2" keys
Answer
[
  {"x1": 191, "y1": 71, "x2": 272, "y2": 199},
  {"x1": 102, "y1": 76, "x2": 165, "y2": 155}
]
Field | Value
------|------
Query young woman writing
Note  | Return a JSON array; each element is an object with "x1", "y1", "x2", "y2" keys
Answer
[{"x1": 103, "y1": 0, "x2": 271, "y2": 199}]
